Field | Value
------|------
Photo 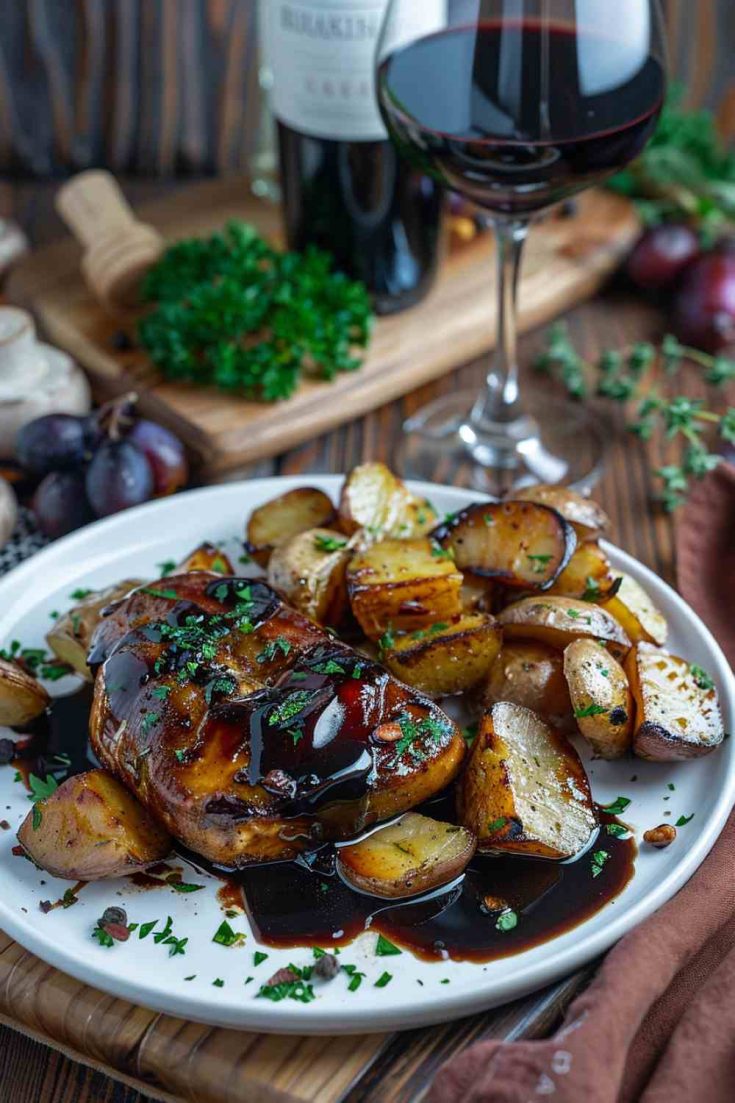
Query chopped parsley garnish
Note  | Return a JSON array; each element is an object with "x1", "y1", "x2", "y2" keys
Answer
[
  {"x1": 153, "y1": 916, "x2": 174, "y2": 943},
  {"x1": 377, "y1": 628, "x2": 395, "y2": 656},
  {"x1": 430, "y1": 541, "x2": 453, "y2": 560},
  {"x1": 487, "y1": 817, "x2": 507, "y2": 833},
  {"x1": 212, "y1": 978, "x2": 225, "y2": 988},
  {"x1": 70, "y1": 588, "x2": 92, "y2": 600},
  {"x1": 667, "y1": 782, "x2": 676, "y2": 791},
  {"x1": 92, "y1": 926, "x2": 115, "y2": 948},
  {"x1": 483, "y1": 513, "x2": 495, "y2": 526},
  {"x1": 288, "y1": 728, "x2": 303, "y2": 746},
  {"x1": 140, "y1": 711, "x2": 159, "y2": 735},
  {"x1": 313, "y1": 534, "x2": 347, "y2": 553},
  {"x1": 151, "y1": 685, "x2": 171, "y2": 700},
  {"x1": 253, "y1": 951, "x2": 269, "y2": 966},
  {"x1": 256, "y1": 637, "x2": 292, "y2": 664},
  {"x1": 141, "y1": 586, "x2": 178, "y2": 600},
  {"x1": 211, "y1": 556, "x2": 229, "y2": 574},
  {"x1": 462, "y1": 722, "x2": 478, "y2": 746},
  {"x1": 375, "y1": 934, "x2": 402, "y2": 957},
  {"x1": 601, "y1": 796, "x2": 632, "y2": 815},
  {"x1": 138, "y1": 920, "x2": 158, "y2": 939},
  {"x1": 582, "y1": 577, "x2": 601, "y2": 601},
  {"x1": 676, "y1": 813, "x2": 695, "y2": 827},
  {"x1": 527, "y1": 553, "x2": 552, "y2": 574},
  {"x1": 374, "y1": 971, "x2": 393, "y2": 988},
  {"x1": 341, "y1": 963, "x2": 365, "y2": 992},
  {"x1": 311, "y1": 658, "x2": 346, "y2": 675},
  {"x1": 0, "y1": 641, "x2": 71, "y2": 682},
  {"x1": 690, "y1": 664, "x2": 715, "y2": 691},
  {"x1": 31, "y1": 805, "x2": 42, "y2": 831},
  {"x1": 163, "y1": 935, "x2": 188, "y2": 957},
  {"x1": 257, "y1": 964, "x2": 316, "y2": 1003},
  {"x1": 591, "y1": 850, "x2": 611, "y2": 877},
  {"x1": 574, "y1": 703, "x2": 608, "y2": 718},
  {"x1": 213, "y1": 919, "x2": 246, "y2": 947},
  {"x1": 392, "y1": 713, "x2": 449, "y2": 759},
  {"x1": 495, "y1": 909, "x2": 518, "y2": 932},
  {"x1": 28, "y1": 774, "x2": 58, "y2": 803},
  {"x1": 170, "y1": 881, "x2": 204, "y2": 893},
  {"x1": 173, "y1": 748, "x2": 187, "y2": 763},
  {"x1": 410, "y1": 622, "x2": 449, "y2": 641},
  {"x1": 268, "y1": 690, "x2": 312, "y2": 728},
  {"x1": 158, "y1": 560, "x2": 177, "y2": 577},
  {"x1": 605, "y1": 823, "x2": 629, "y2": 838}
]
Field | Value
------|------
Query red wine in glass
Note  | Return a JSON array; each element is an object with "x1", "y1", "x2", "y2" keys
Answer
[{"x1": 376, "y1": 2, "x2": 667, "y2": 493}]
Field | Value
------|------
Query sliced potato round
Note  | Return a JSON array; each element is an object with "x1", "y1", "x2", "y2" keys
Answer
[
  {"x1": 337, "y1": 812, "x2": 476, "y2": 899},
  {"x1": 17, "y1": 768, "x2": 172, "y2": 880},
  {"x1": 46, "y1": 579, "x2": 143, "y2": 681},
  {"x1": 175, "y1": 542, "x2": 233, "y2": 575},
  {"x1": 512, "y1": 485, "x2": 611, "y2": 542},
  {"x1": 432, "y1": 500, "x2": 575, "y2": 590},
  {"x1": 267, "y1": 527, "x2": 349, "y2": 625},
  {"x1": 338, "y1": 462, "x2": 438, "y2": 540},
  {"x1": 245, "y1": 487, "x2": 336, "y2": 567},
  {"x1": 497, "y1": 596, "x2": 631, "y2": 660},
  {"x1": 563, "y1": 639, "x2": 633, "y2": 759},
  {"x1": 347, "y1": 537, "x2": 463, "y2": 638},
  {"x1": 604, "y1": 572, "x2": 667, "y2": 646},
  {"x1": 457, "y1": 701, "x2": 597, "y2": 860},
  {"x1": 0, "y1": 657, "x2": 50, "y2": 726},
  {"x1": 626, "y1": 642, "x2": 724, "y2": 760},
  {"x1": 381, "y1": 614, "x2": 502, "y2": 698},
  {"x1": 481, "y1": 641, "x2": 573, "y2": 731},
  {"x1": 547, "y1": 541, "x2": 620, "y2": 601}
]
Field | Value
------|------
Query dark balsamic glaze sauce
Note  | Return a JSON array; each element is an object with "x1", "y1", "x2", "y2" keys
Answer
[{"x1": 15, "y1": 683, "x2": 635, "y2": 965}]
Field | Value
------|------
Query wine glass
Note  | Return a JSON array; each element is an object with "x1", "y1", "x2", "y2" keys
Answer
[{"x1": 377, "y1": 0, "x2": 667, "y2": 493}]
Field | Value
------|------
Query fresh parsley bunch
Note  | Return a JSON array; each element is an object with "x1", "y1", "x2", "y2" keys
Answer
[{"x1": 138, "y1": 221, "x2": 373, "y2": 402}]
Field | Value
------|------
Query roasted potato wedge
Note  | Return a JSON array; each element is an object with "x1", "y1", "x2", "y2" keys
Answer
[
  {"x1": 460, "y1": 575, "x2": 496, "y2": 614},
  {"x1": 338, "y1": 462, "x2": 437, "y2": 540},
  {"x1": 381, "y1": 614, "x2": 502, "y2": 698},
  {"x1": 604, "y1": 572, "x2": 667, "y2": 646},
  {"x1": 347, "y1": 537, "x2": 463, "y2": 637},
  {"x1": 267, "y1": 527, "x2": 350, "y2": 625},
  {"x1": 458, "y1": 702, "x2": 597, "y2": 860},
  {"x1": 512, "y1": 485, "x2": 611, "y2": 542},
  {"x1": 337, "y1": 812, "x2": 476, "y2": 899},
  {"x1": 175, "y1": 542, "x2": 233, "y2": 574},
  {"x1": 46, "y1": 579, "x2": 143, "y2": 681},
  {"x1": 432, "y1": 500, "x2": 575, "y2": 590},
  {"x1": 481, "y1": 641, "x2": 574, "y2": 731},
  {"x1": 563, "y1": 639, "x2": 633, "y2": 758},
  {"x1": 498, "y1": 596, "x2": 631, "y2": 660},
  {"x1": 17, "y1": 768, "x2": 172, "y2": 880},
  {"x1": 547, "y1": 541, "x2": 621, "y2": 601},
  {"x1": 245, "y1": 487, "x2": 336, "y2": 567},
  {"x1": 626, "y1": 643, "x2": 724, "y2": 760},
  {"x1": 0, "y1": 658, "x2": 50, "y2": 726}
]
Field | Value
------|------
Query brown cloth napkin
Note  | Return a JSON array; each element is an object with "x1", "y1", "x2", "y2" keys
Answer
[{"x1": 430, "y1": 464, "x2": 735, "y2": 1103}]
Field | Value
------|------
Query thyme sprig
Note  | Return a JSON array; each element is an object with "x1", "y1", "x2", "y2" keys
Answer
[{"x1": 534, "y1": 325, "x2": 735, "y2": 510}]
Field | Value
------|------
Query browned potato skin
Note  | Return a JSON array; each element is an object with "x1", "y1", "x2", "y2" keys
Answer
[
  {"x1": 481, "y1": 641, "x2": 574, "y2": 732},
  {"x1": 432, "y1": 501, "x2": 576, "y2": 590},
  {"x1": 512, "y1": 485, "x2": 611, "y2": 543},
  {"x1": 458, "y1": 702, "x2": 597, "y2": 860},
  {"x1": 46, "y1": 579, "x2": 144, "y2": 681},
  {"x1": 338, "y1": 462, "x2": 437, "y2": 539},
  {"x1": 337, "y1": 812, "x2": 476, "y2": 899},
  {"x1": 547, "y1": 542, "x2": 620, "y2": 601},
  {"x1": 347, "y1": 537, "x2": 464, "y2": 637},
  {"x1": 625, "y1": 643, "x2": 724, "y2": 761},
  {"x1": 245, "y1": 487, "x2": 336, "y2": 567},
  {"x1": 604, "y1": 573, "x2": 668, "y2": 646},
  {"x1": 267, "y1": 527, "x2": 349, "y2": 626},
  {"x1": 17, "y1": 769, "x2": 172, "y2": 880},
  {"x1": 176, "y1": 542, "x2": 234, "y2": 574},
  {"x1": 498, "y1": 596, "x2": 631, "y2": 661},
  {"x1": 0, "y1": 658, "x2": 50, "y2": 726},
  {"x1": 382, "y1": 614, "x2": 502, "y2": 698},
  {"x1": 563, "y1": 639, "x2": 633, "y2": 759}
]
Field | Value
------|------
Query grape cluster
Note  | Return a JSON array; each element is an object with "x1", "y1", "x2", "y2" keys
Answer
[{"x1": 16, "y1": 396, "x2": 188, "y2": 539}]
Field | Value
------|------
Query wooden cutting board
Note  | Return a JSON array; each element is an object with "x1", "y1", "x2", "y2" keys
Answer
[{"x1": 7, "y1": 179, "x2": 638, "y2": 477}]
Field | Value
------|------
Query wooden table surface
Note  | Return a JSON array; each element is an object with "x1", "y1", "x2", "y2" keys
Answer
[{"x1": 0, "y1": 180, "x2": 679, "y2": 1103}]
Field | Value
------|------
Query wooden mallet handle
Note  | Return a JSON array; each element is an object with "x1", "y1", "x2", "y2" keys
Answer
[{"x1": 56, "y1": 170, "x2": 164, "y2": 312}]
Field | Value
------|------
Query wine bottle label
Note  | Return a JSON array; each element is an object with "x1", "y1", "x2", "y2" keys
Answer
[{"x1": 265, "y1": 0, "x2": 444, "y2": 142}]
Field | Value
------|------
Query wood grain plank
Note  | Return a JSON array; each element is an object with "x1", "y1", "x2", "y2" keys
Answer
[{"x1": 6, "y1": 180, "x2": 639, "y2": 476}]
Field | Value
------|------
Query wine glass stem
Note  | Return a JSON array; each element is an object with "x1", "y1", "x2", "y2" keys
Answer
[{"x1": 471, "y1": 217, "x2": 530, "y2": 428}]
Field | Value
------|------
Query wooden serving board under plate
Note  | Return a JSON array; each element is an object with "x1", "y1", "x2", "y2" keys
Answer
[{"x1": 7, "y1": 179, "x2": 638, "y2": 478}]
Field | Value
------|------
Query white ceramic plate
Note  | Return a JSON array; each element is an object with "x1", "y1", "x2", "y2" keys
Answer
[{"x1": 0, "y1": 476, "x2": 733, "y2": 1035}]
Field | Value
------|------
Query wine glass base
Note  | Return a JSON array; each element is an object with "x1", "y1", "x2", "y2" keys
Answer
[{"x1": 399, "y1": 390, "x2": 607, "y2": 497}]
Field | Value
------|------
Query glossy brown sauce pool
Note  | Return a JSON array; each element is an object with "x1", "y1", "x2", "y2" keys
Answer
[{"x1": 14, "y1": 685, "x2": 636, "y2": 964}]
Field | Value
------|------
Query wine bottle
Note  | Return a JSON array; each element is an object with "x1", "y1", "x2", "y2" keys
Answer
[{"x1": 264, "y1": 0, "x2": 444, "y2": 315}]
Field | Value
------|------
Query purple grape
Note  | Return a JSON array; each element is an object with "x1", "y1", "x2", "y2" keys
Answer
[
  {"x1": 32, "y1": 471, "x2": 94, "y2": 538},
  {"x1": 85, "y1": 440, "x2": 154, "y2": 517},
  {"x1": 16, "y1": 414, "x2": 89, "y2": 476},
  {"x1": 672, "y1": 244, "x2": 735, "y2": 352},
  {"x1": 626, "y1": 224, "x2": 701, "y2": 293},
  {"x1": 127, "y1": 419, "x2": 188, "y2": 496}
]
